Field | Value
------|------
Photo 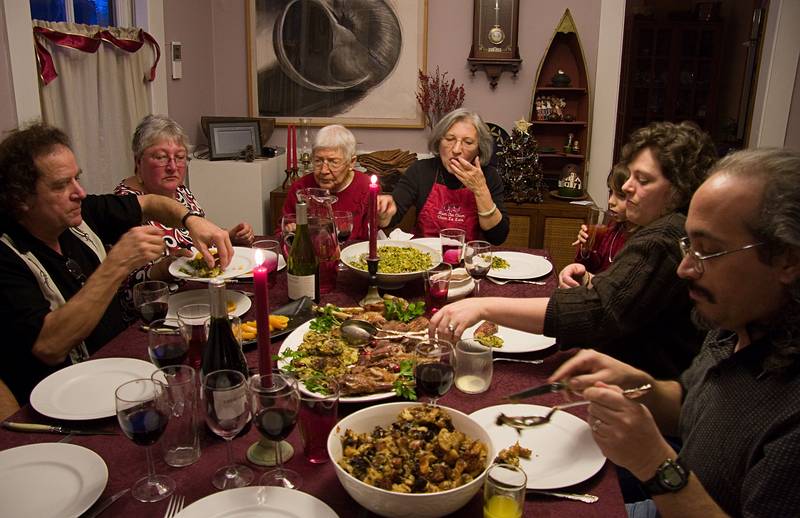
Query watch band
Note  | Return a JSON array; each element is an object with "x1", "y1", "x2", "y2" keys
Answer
[
  {"x1": 180, "y1": 210, "x2": 203, "y2": 228},
  {"x1": 643, "y1": 456, "x2": 690, "y2": 495}
]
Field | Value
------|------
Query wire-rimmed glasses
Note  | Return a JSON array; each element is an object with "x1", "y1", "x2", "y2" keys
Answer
[{"x1": 678, "y1": 237, "x2": 764, "y2": 274}]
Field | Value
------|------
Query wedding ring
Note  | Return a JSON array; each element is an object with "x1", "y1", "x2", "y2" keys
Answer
[
  {"x1": 447, "y1": 323, "x2": 455, "y2": 332},
  {"x1": 591, "y1": 418, "x2": 603, "y2": 432}
]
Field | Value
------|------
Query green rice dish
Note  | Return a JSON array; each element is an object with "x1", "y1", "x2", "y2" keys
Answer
[
  {"x1": 491, "y1": 256, "x2": 510, "y2": 270},
  {"x1": 352, "y1": 246, "x2": 433, "y2": 273}
]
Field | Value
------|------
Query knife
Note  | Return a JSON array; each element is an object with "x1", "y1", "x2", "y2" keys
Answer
[
  {"x1": 82, "y1": 487, "x2": 130, "y2": 518},
  {"x1": 505, "y1": 381, "x2": 568, "y2": 401},
  {"x1": 2, "y1": 421, "x2": 118, "y2": 435}
]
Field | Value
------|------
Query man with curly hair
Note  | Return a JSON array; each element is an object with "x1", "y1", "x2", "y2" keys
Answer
[
  {"x1": 0, "y1": 123, "x2": 232, "y2": 404},
  {"x1": 550, "y1": 148, "x2": 800, "y2": 516},
  {"x1": 432, "y1": 121, "x2": 718, "y2": 378}
]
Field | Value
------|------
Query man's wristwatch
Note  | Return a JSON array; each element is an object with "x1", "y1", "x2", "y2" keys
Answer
[
  {"x1": 180, "y1": 210, "x2": 203, "y2": 228},
  {"x1": 642, "y1": 457, "x2": 690, "y2": 495}
]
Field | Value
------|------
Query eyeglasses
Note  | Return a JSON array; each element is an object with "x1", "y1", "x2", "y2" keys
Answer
[
  {"x1": 678, "y1": 237, "x2": 764, "y2": 274},
  {"x1": 312, "y1": 157, "x2": 346, "y2": 171},
  {"x1": 148, "y1": 153, "x2": 189, "y2": 167},
  {"x1": 442, "y1": 135, "x2": 478, "y2": 149},
  {"x1": 65, "y1": 258, "x2": 87, "y2": 285}
]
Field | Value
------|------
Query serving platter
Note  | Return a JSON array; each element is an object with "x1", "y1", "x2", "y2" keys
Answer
[
  {"x1": 341, "y1": 240, "x2": 442, "y2": 286},
  {"x1": 462, "y1": 321, "x2": 555, "y2": 353},
  {"x1": 489, "y1": 251, "x2": 553, "y2": 280},
  {"x1": 470, "y1": 404, "x2": 606, "y2": 490}
]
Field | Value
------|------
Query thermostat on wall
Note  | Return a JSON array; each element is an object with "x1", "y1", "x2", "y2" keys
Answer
[{"x1": 171, "y1": 41, "x2": 182, "y2": 80}]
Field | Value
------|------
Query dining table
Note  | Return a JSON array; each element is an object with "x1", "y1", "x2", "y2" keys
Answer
[{"x1": 0, "y1": 245, "x2": 626, "y2": 518}]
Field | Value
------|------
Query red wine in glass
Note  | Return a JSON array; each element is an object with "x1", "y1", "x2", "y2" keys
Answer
[
  {"x1": 119, "y1": 405, "x2": 169, "y2": 446},
  {"x1": 468, "y1": 265, "x2": 490, "y2": 280},
  {"x1": 426, "y1": 281, "x2": 449, "y2": 313},
  {"x1": 415, "y1": 362, "x2": 455, "y2": 399},
  {"x1": 148, "y1": 343, "x2": 188, "y2": 368},
  {"x1": 442, "y1": 244, "x2": 462, "y2": 265},
  {"x1": 139, "y1": 301, "x2": 168, "y2": 324},
  {"x1": 337, "y1": 230, "x2": 351, "y2": 244},
  {"x1": 254, "y1": 407, "x2": 298, "y2": 441}
]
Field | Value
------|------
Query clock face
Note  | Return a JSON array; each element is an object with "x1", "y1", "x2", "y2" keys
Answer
[{"x1": 477, "y1": 0, "x2": 515, "y2": 53}]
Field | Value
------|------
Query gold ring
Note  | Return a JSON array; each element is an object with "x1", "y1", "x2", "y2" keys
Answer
[{"x1": 447, "y1": 323, "x2": 455, "y2": 332}]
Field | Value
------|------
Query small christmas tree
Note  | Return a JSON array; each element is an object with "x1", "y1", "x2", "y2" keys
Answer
[{"x1": 496, "y1": 120, "x2": 545, "y2": 203}]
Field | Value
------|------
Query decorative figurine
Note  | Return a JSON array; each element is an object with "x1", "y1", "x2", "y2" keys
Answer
[
  {"x1": 572, "y1": 140, "x2": 580, "y2": 153},
  {"x1": 550, "y1": 69, "x2": 572, "y2": 87},
  {"x1": 558, "y1": 164, "x2": 583, "y2": 198},
  {"x1": 564, "y1": 133, "x2": 574, "y2": 153}
]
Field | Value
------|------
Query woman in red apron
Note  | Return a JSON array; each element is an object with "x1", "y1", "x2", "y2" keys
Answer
[{"x1": 377, "y1": 109, "x2": 509, "y2": 245}]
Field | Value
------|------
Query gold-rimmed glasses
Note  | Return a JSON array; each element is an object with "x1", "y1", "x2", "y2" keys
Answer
[
  {"x1": 312, "y1": 157, "x2": 346, "y2": 171},
  {"x1": 678, "y1": 237, "x2": 764, "y2": 274}
]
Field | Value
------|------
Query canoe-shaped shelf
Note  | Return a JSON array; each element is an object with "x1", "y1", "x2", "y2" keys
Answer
[{"x1": 529, "y1": 9, "x2": 591, "y2": 188}]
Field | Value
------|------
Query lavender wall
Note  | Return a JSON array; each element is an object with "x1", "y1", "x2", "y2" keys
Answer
[{"x1": 0, "y1": 4, "x2": 17, "y2": 134}]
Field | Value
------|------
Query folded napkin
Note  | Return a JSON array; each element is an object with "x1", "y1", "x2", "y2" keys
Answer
[{"x1": 388, "y1": 228, "x2": 414, "y2": 241}]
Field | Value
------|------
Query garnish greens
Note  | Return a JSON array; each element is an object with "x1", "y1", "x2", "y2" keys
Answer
[
  {"x1": 384, "y1": 299, "x2": 425, "y2": 323},
  {"x1": 392, "y1": 359, "x2": 417, "y2": 400},
  {"x1": 309, "y1": 305, "x2": 343, "y2": 332}
]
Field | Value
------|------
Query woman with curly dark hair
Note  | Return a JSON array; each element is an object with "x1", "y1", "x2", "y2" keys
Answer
[{"x1": 432, "y1": 121, "x2": 718, "y2": 378}]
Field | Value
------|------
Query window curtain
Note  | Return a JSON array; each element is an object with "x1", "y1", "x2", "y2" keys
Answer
[{"x1": 32, "y1": 20, "x2": 160, "y2": 195}]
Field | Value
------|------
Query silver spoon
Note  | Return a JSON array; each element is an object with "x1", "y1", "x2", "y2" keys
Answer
[
  {"x1": 487, "y1": 277, "x2": 547, "y2": 286},
  {"x1": 528, "y1": 489, "x2": 598, "y2": 503},
  {"x1": 339, "y1": 319, "x2": 427, "y2": 347}
]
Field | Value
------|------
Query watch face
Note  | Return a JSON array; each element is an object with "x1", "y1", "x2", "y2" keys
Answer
[{"x1": 660, "y1": 462, "x2": 687, "y2": 489}]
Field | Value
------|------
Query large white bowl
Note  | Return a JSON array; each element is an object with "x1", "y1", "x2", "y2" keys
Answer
[
  {"x1": 341, "y1": 240, "x2": 443, "y2": 286},
  {"x1": 327, "y1": 402, "x2": 494, "y2": 518}
]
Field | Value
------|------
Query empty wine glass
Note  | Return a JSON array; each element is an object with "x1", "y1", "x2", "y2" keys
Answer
[
  {"x1": 203, "y1": 369, "x2": 254, "y2": 489},
  {"x1": 115, "y1": 378, "x2": 175, "y2": 502},
  {"x1": 464, "y1": 240, "x2": 492, "y2": 296},
  {"x1": 133, "y1": 281, "x2": 169, "y2": 324},
  {"x1": 414, "y1": 339, "x2": 455, "y2": 406},
  {"x1": 249, "y1": 373, "x2": 302, "y2": 489},
  {"x1": 333, "y1": 210, "x2": 354, "y2": 272}
]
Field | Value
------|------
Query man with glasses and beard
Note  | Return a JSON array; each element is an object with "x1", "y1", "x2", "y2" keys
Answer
[
  {"x1": 546, "y1": 148, "x2": 800, "y2": 516},
  {"x1": 0, "y1": 123, "x2": 232, "y2": 405}
]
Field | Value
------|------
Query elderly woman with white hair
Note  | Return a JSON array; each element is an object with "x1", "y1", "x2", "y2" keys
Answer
[
  {"x1": 376, "y1": 108, "x2": 509, "y2": 245},
  {"x1": 281, "y1": 124, "x2": 373, "y2": 239}
]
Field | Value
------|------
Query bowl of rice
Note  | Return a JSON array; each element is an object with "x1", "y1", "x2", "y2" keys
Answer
[
  {"x1": 340, "y1": 240, "x2": 443, "y2": 286},
  {"x1": 328, "y1": 402, "x2": 493, "y2": 518}
]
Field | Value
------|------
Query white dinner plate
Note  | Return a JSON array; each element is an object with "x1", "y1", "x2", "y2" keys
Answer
[
  {"x1": 462, "y1": 321, "x2": 555, "y2": 353},
  {"x1": 409, "y1": 237, "x2": 441, "y2": 251},
  {"x1": 169, "y1": 248, "x2": 255, "y2": 281},
  {"x1": 30, "y1": 358, "x2": 157, "y2": 420},
  {"x1": 175, "y1": 486, "x2": 338, "y2": 518},
  {"x1": 278, "y1": 321, "x2": 396, "y2": 403},
  {"x1": 470, "y1": 404, "x2": 606, "y2": 489},
  {"x1": 0, "y1": 443, "x2": 108, "y2": 518},
  {"x1": 489, "y1": 251, "x2": 553, "y2": 280},
  {"x1": 232, "y1": 246, "x2": 287, "y2": 278},
  {"x1": 166, "y1": 289, "x2": 251, "y2": 320}
]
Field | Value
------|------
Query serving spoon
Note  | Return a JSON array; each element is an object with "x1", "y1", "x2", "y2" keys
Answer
[{"x1": 339, "y1": 318, "x2": 428, "y2": 347}]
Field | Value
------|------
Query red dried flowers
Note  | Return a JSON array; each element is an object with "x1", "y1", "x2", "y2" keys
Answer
[{"x1": 416, "y1": 67, "x2": 466, "y2": 129}]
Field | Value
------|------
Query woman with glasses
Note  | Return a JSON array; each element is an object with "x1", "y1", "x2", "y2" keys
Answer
[
  {"x1": 376, "y1": 108, "x2": 509, "y2": 245},
  {"x1": 281, "y1": 124, "x2": 372, "y2": 239},
  {"x1": 432, "y1": 121, "x2": 718, "y2": 379}
]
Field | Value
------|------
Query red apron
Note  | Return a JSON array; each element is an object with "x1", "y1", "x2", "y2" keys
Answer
[{"x1": 416, "y1": 170, "x2": 481, "y2": 241}]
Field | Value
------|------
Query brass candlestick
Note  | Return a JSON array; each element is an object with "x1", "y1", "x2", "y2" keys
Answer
[
  {"x1": 359, "y1": 257, "x2": 382, "y2": 306},
  {"x1": 300, "y1": 152, "x2": 312, "y2": 175}
]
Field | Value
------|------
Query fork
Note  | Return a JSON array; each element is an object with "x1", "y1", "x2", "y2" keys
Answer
[
  {"x1": 487, "y1": 277, "x2": 547, "y2": 286},
  {"x1": 493, "y1": 357, "x2": 544, "y2": 365},
  {"x1": 164, "y1": 494, "x2": 185, "y2": 518}
]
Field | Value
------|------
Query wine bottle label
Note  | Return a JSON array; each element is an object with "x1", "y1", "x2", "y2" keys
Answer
[
  {"x1": 287, "y1": 273, "x2": 316, "y2": 300},
  {"x1": 212, "y1": 385, "x2": 247, "y2": 422}
]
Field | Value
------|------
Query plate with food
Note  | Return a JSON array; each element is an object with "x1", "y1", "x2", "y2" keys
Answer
[
  {"x1": 231, "y1": 246, "x2": 286, "y2": 278},
  {"x1": 238, "y1": 296, "x2": 315, "y2": 345},
  {"x1": 166, "y1": 289, "x2": 251, "y2": 320},
  {"x1": 169, "y1": 248, "x2": 254, "y2": 281},
  {"x1": 470, "y1": 404, "x2": 606, "y2": 489},
  {"x1": 276, "y1": 296, "x2": 429, "y2": 403},
  {"x1": 488, "y1": 251, "x2": 553, "y2": 280},
  {"x1": 341, "y1": 240, "x2": 442, "y2": 285},
  {"x1": 462, "y1": 320, "x2": 555, "y2": 353}
]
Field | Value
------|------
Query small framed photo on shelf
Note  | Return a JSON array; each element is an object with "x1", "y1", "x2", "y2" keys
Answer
[{"x1": 207, "y1": 121, "x2": 262, "y2": 161}]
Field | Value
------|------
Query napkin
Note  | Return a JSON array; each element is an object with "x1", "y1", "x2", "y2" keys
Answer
[{"x1": 388, "y1": 228, "x2": 414, "y2": 241}]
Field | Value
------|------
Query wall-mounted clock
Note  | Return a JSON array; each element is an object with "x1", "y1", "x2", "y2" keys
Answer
[{"x1": 468, "y1": 0, "x2": 521, "y2": 88}]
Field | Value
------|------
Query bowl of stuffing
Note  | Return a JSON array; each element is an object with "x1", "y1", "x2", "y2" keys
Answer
[
  {"x1": 340, "y1": 240, "x2": 443, "y2": 287},
  {"x1": 328, "y1": 402, "x2": 494, "y2": 518}
]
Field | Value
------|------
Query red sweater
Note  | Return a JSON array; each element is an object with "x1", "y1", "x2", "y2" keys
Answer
[
  {"x1": 574, "y1": 221, "x2": 629, "y2": 274},
  {"x1": 281, "y1": 172, "x2": 372, "y2": 240}
]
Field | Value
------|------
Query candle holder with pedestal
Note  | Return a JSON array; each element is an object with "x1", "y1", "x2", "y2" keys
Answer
[{"x1": 359, "y1": 257, "x2": 382, "y2": 307}]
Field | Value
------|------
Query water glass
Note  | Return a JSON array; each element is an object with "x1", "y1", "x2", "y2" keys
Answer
[
  {"x1": 297, "y1": 377, "x2": 339, "y2": 464},
  {"x1": 423, "y1": 263, "x2": 452, "y2": 314},
  {"x1": 147, "y1": 319, "x2": 188, "y2": 368},
  {"x1": 440, "y1": 228, "x2": 466, "y2": 265},
  {"x1": 177, "y1": 304, "x2": 210, "y2": 370},
  {"x1": 152, "y1": 365, "x2": 200, "y2": 467},
  {"x1": 454, "y1": 339, "x2": 493, "y2": 394},
  {"x1": 484, "y1": 463, "x2": 527, "y2": 518},
  {"x1": 252, "y1": 239, "x2": 281, "y2": 288}
]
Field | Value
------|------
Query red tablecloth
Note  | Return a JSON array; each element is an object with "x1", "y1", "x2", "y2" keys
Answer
[{"x1": 0, "y1": 249, "x2": 626, "y2": 517}]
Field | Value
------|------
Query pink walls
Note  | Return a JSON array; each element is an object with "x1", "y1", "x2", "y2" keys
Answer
[{"x1": 0, "y1": 5, "x2": 17, "y2": 134}]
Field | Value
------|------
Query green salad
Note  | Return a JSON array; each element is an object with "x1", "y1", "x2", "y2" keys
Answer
[
  {"x1": 491, "y1": 256, "x2": 510, "y2": 270},
  {"x1": 351, "y1": 246, "x2": 433, "y2": 273}
]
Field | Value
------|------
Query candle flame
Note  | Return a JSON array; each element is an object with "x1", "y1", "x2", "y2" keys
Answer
[
  {"x1": 254, "y1": 248, "x2": 264, "y2": 266},
  {"x1": 370, "y1": 174, "x2": 378, "y2": 185}
]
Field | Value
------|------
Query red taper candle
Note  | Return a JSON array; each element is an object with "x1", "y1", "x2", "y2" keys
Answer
[
  {"x1": 369, "y1": 174, "x2": 379, "y2": 260},
  {"x1": 253, "y1": 249, "x2": 272, "y2": 383}
]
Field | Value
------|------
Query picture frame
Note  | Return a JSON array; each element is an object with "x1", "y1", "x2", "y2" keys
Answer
[
  {"x1": 246, "y1": 0, "x2": 428, "y2": 128},
  {"x1": 207, "y1": 121, "x2": 262, "y2": 161}
]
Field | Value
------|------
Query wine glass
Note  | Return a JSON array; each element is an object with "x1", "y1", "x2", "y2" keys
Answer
[
  {"x1": 203, "y1": 369, "x2": 254, "y2": 489},
  {"x1": 414, "y1": 339, "x2": 455, "y2": 406},
  {"x1": 249, "y1": 373, "x2": 302, "y2": 489},
  {"x1": 115, "y1": 378, "x2": 175, "y2": 502},
  {"x1": 148, "y1": 318, "x2": 188, "y2": 368},
  {"x1": 133, "y1": 281, "x2": 169, "y2": 324},
  {"x1": 280, "y1": 213, "x2": 297, "y2": 258},
  {"x1": 464, "y1": 240, "x2": 492, "y2": 296},
  {"x1": 333, "y1": 210, "x2": 353, "y2": 272}
]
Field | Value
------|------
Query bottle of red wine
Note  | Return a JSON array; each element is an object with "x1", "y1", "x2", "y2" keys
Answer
[
  {"x1": 202, "y1": 278, "x2": 251, "y2": 436},
  {"x1": 287, "y1": 200, "x2": 320, "y2": 302}
]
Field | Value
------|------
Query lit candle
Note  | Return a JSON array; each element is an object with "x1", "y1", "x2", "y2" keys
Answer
[
  {"x1": 369, "y1": 174, "x2": 379, "y2": 260},
  {"x1": 291, "y1": 124, "x2": 298, "y2": 170},
  {"x1": 253, "y1": 249, "x2": 272, "y2": 382}
]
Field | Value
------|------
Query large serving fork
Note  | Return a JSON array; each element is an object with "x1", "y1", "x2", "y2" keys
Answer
[{"x1": 163, "y1": 494, "x2": 185, "y2": 518}]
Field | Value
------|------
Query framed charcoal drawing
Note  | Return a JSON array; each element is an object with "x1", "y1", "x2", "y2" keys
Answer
[{"x1": 247, "y1": 0, "x2": 428, "y2": 128}]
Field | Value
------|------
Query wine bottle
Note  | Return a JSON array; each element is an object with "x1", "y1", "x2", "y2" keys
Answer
[
  {"x1": 287, "y1": 200, "x2": 320, "y2": 302},
  {"x1": 202, "y1": 278, "x2": 251, "y2": 436}
]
